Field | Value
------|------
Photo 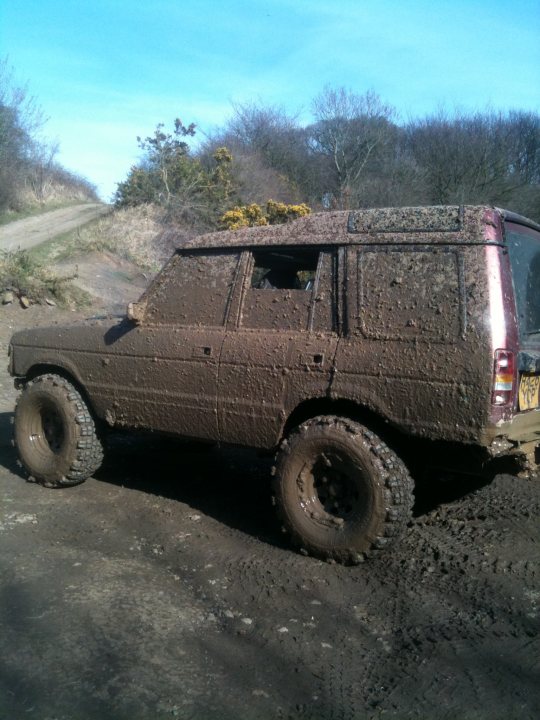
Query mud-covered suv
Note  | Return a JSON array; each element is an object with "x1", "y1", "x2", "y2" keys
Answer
[{"x1": 8, "y1": 206, "x2": 540, "y2": 563}]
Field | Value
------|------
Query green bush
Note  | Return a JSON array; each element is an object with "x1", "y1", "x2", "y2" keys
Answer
[{"x1": 0, "y1": 248, "x2": 89, "y2": 306}]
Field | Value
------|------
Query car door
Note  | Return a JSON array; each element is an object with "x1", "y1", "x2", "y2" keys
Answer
[
  {"x1": 91, "y1": 249, "x2": 242, "y2": 441},
  {"x1": 218, "y1": 246, "x2": 339, "y2": 448}
]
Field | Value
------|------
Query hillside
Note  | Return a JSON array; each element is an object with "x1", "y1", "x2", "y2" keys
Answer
[
  {"x1": 0, "y1": 58, "x2": 100, "y2": 220},
  {"x1": 0, "y1": 203, "x2": 167, "y2": 312}
]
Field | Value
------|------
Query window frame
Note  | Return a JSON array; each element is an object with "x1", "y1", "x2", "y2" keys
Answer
[{"x1": 236, "y1": 245, "x2": 339, "y2": 334}]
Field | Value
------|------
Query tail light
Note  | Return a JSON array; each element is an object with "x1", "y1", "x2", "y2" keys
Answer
[{"x1": 492, "y1": 349, "x2": 515, "y2": 406}]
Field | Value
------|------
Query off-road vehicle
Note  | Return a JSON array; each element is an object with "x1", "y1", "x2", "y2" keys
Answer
[{"x1": 8, "y1": 206, "x2": 540, "y2": 563}]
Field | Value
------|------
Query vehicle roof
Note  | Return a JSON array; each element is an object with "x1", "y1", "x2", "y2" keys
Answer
[
  {"x1": 499, "y1": 208, "x2": 540, "y2": 233},
  {"x1": 179, "y1": 205, "x2": 536, "y2": 251}
]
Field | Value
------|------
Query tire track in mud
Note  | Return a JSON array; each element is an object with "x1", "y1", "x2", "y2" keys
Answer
[
  {"x1": 218, "y1": 552, "x2": 361, "y2": 719},
  {"x1": 243, "y1": 474, "x2": 531, "y2": 719},
  {"x1": 224, "y1": 551, "x2": 392, "y2": 719},
  {"x1": 163, "y1": 470, "x2": 539, "y2": 719},
  {"x1": 2, "y1": 463, "x2": 539, "y2": 720},
  {"x1": 359, "y1": 474, "x2": 540, "y2": 718}
]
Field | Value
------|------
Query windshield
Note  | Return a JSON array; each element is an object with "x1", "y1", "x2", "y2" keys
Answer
[{"x1": 506, "y1": 222, "x2": 540, "y2": 339}]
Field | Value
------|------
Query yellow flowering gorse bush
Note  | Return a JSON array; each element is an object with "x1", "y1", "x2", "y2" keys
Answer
[{"x1": 221, "y1": 200, "x2": 311, "y2": 230}]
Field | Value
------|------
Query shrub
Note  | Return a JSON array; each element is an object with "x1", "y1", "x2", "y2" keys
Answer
[
  {"x1": 0, "y1": 248, "x2": 88, "y2": 306},
  {"x1": 220, "y1": 203, "x2": 268, "y2": 230},
  {"x1": 220, "y1": 200, "x2": 311, "y2": 230},
  {"x1": 266, "y1": 200, "x2": 311, "y2": 224}
]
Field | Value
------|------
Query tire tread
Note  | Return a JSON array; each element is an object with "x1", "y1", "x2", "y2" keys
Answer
[
  {"x1": 272, "y1": 415, "x2": 414, "y2": 564},
  {"x1": 14, "y1": 373, "x2": 103, "y2": 487}
]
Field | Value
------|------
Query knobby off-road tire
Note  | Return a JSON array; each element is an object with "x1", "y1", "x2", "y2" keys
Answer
[
  {"x1": 273, "y1": 416, "x2": 414, "y2": 564},
  {"x1": 14, "y1": 373, "x2": 104, "y2": 488}
]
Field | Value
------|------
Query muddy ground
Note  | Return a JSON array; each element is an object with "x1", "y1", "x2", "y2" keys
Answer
[{"x1": 0, "y1": 303, "x2": 539, "y2": 720}]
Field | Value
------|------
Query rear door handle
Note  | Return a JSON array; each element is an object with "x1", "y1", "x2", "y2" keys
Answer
[{"x1": 192, "y1": 346, "x2": 213, "y2": 358}]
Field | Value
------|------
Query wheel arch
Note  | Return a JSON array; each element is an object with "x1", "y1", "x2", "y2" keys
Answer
[{"x1": 282, "y1": 397, "x2": 406, "y2": 454}]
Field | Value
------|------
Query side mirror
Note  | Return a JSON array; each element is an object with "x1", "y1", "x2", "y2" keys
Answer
[{"x1": 127, "y1": 301, "x2": 146, "y2": 325}]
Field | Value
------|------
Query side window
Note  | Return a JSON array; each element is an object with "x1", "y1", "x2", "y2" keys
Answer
[
  {"x1": 357, "y1": 248, "x2": 463, "y2": 340},
  {"x1": 250, "y1": 250, "x2": 317, "y2": 290},
  {"x1": 241, "y1": 248, "x2": 336, "y2": 332},
  {"x1": 145, "y1": 251, "x2": 240, "y2": 326}
]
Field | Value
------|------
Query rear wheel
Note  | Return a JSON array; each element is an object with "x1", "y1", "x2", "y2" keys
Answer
[
  {"x1": 273, "y1": 416, "x2": 414, "y2": 564},
  {"x1": 14, "y1": 373, "x2": 103, "y2": 487}
]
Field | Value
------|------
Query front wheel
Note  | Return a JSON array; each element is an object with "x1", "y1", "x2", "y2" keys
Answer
[
  {"x1": 273, "y1": 416, "x2": 414, "y2": 564},
  {"x1": 14, "y1": 373, "x2": 104, "y2": 487}
]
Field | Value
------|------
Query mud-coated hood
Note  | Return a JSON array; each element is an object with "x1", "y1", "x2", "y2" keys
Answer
[
  {"x1": 9, "y1": 316, "x2": 128, "y2": 380},
  {"x1": 11, "y1": 316, "x2": 125, "y2": 349}
]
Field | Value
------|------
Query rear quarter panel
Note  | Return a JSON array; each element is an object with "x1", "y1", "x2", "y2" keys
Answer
[{"x1": 332, "y1": 244, "x2": 493, "y2": 443}]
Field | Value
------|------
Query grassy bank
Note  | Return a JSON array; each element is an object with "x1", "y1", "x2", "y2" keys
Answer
[
  {"x1": 1, "y1": 203, "x2": 166, "y2": 308},
  {"x1": 29, "y1": 204, "x2": 166, "y2": 271}
]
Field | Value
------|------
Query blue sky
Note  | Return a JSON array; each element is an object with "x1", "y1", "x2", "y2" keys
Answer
[{"x1": 1, "y1": 0, "x2": 539, "y2": 201}]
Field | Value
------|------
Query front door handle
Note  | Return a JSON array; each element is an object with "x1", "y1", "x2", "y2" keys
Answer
[{"x1": 300, "y1": 352, "x2": 325, "y2": 367}]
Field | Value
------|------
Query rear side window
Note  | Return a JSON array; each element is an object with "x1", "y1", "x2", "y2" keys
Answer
[
  {"x1": 357, "y1": 248, "x2": 464, "y2": 340},
  {"x1": 145, "y1": 252, "x2": 240, "y2": 326},
  {"x1": 241, "y1": 248, "x2": 336, "y2": 332},
  {"x1": 506, "y1": 224, "x2": 540, "y2": 339}
]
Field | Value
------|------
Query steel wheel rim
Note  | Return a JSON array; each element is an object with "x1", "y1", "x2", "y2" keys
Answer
[
  {"x1": 297, "y1": 451, "x2": 368, "y2": 529},
  {"x1": 28, "y1": 399, "x2": 66, "y2": 458}
]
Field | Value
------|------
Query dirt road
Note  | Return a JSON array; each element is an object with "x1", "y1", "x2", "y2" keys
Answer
[
  {"x1": 0, "y1": 304, "x2": 539, "y2": 720},
  {"x1": 0, "y1": 204, "x2": 110, "y2": 251}
]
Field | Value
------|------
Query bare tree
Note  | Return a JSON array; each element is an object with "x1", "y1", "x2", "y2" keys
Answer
[
  {"x1": 227, "y1": 151, "x2": 301, "y2": 204},
  {"x1": 0, "y1": 58, "x2": 97, "y2": 210},
  {"x1": 504, "y1": 111, "x2": 540, "y2": 183},
  {"x1": 406, "y1": 110, "x2": 526, "y2": 205},
  {"x1": 200, "y1": 102, "x2": 313, "y2": 203},
  {"x1": 27, "y1": 140, "x2": 59, "y2": 203},
  {"x1": 308, "y1": 86, "x2": 396, "y2": 208},
  {"x1": 0, "y1": 58, "x2": 48, "y2": 209}
]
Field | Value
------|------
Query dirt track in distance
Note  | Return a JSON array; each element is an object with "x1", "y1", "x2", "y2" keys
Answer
[
  {"x1": 0, "y1": 204, "x2": 110, "y2": 252},
  {"x1": 0, "y1": 303, "x2": 539, "y2": 720}
]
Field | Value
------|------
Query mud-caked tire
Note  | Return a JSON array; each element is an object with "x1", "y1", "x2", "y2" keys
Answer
[
  {"x1": 14, "y1": 373, "x2": 104, "y2": 488},
  {"x1": 273, "y1": 416, "x2": 414, "y2": 564}
]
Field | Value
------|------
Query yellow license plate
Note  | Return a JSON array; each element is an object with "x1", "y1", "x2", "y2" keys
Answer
[{"x1": 519, "y1": 374, "x2": 540, "y2": 411}]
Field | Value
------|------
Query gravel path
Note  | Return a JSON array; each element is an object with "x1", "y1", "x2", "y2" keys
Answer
[{"x1": 0, "y1": 204, "x2": 110, "y2": 251}]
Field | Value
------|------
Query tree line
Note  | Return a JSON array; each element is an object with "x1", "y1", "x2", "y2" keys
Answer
[
  {"x1": 0, "y1": 58, "x2": 98, "y2": 213},
  {"x1": 116, "y1": 85, "x2": 540, "y2": 230}
]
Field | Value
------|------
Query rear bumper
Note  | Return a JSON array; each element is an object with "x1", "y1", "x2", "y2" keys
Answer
[{"x1": 484, "y1": 408, "x2": 540, "y2": 457}]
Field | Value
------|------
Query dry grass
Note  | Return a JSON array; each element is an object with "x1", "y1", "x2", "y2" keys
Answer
[
  {"x1": 68, "y1": 204, "x2": 167, "y2": 270},
  {"x1": 3, "y1": 204, "x2": 172, "y2": 308},
  {"x1": 17, "y1": 181, "x2": 95, "y2": 208},
  {"x1": 30, "y1": 204, "x2": 169, "y2": 273}
]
